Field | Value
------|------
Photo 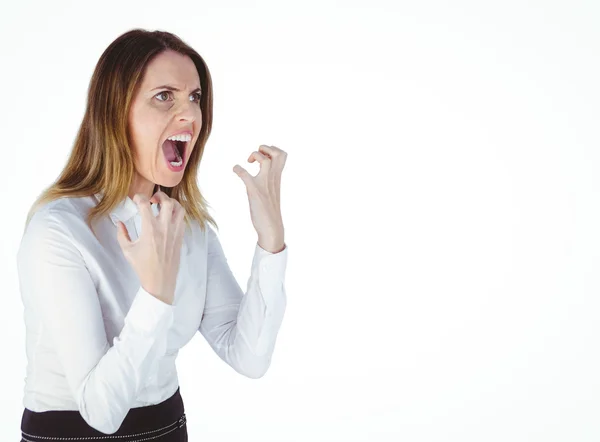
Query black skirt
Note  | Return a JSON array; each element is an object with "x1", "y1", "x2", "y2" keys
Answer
[{"x1": 20, "y1": 386, "x2": 187, "y2": 441}]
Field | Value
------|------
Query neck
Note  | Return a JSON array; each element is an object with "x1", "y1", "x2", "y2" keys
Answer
[{"x1": 128, "y1": 175, "x2": 159, "y2": 201}]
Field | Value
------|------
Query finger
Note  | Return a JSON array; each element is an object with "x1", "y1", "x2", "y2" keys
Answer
[
  {"x1": 116, "y1": 221, "x2": 131, "y2": 248},
  {"x1": 258, "y1": 145, "x2": 287, "y2": 169},
  {"x1": 177, "y1": 223, "x2": 186, "y2": 251},
  {"x1": 250, "y1": 150, "x2": 277, "y2": 181},
  {"x1": 258, "y1": 144, "x2": 282, "y2": 159},
  {"x1": 233, "y1": 164, "x2": 253, "y2": 187},
  {"x1": 174, "y1": 210, "x2": 187, "y2": 246},
  {"x1": 248, "y1": 151, "x2": 270, "y2": 165},
  {"x1": 150, "y1": 191, "x2": 175, "y2": 224},
  {"x1": 149, "y1": 189, "x2": 170, "y2": 206},
  {"x1": 133, "y1": 193, "x2": 156, "y2": 230},
  {"x1": 170, "y1": 201, "x2": 184, "y2": 224}
]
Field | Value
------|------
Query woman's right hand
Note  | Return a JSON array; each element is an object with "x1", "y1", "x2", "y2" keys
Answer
[{"x1": 116, "y1": 191, "x2": 186, "y2": 305}]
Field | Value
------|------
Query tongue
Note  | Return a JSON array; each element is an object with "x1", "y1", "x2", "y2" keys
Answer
[{"x1": 162, "y1": 140, "x2": 180, "y2": 162}]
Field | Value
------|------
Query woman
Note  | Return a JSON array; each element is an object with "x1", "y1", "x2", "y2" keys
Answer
[{"x1": 17, "y1": 29, "x2": 288, "y2": 441}]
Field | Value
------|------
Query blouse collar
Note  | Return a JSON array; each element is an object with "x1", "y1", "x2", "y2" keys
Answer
[{"x1": 93, "y1": 191, "x2": 160, "y2": 226}]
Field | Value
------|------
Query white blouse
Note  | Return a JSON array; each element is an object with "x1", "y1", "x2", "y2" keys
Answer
[{"x1": 17, "y1": 192, "x2": 288, "y2": 434}]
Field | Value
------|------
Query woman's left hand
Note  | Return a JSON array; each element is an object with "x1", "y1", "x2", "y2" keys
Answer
[{"x1": 233, "y1": 144, "x2": 287, "y2": 253}]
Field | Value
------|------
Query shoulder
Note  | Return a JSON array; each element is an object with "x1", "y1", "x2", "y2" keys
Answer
[
  {"x1": 21, "y1": 196, "x2": 95, "y2": 255},
  {"x1": 26, "y1": 196, "x2": 92, "y2": 233}
]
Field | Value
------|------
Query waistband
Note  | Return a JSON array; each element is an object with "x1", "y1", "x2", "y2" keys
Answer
[{"x1": 21, "y1": 386, "x2": 186, "y2": 441}]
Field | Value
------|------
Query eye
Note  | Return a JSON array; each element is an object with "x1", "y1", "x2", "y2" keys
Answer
[
  {"x1": 155, "y1": 90, "x2": 202, "y2": 104},
  {"x1": 155, "y1": 91, "x2": 171, "y2": 102}
]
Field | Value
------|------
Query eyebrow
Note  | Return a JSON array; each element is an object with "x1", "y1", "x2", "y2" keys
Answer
[{"x1": 151, "y1": 85, "x2": 202, "y2": 93}]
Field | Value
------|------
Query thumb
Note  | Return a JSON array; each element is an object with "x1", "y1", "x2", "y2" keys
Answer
[
  {"x1": 116, "y1": 221, "x2": 131, "y2": 249},
  {"x1": 233, "y1": 164, "x2": 251, "y2": 185}
]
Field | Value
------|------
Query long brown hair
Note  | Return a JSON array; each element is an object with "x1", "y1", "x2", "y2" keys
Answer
[{"x1": 24, "y1": 28, "x2": 217, "y2": 236}]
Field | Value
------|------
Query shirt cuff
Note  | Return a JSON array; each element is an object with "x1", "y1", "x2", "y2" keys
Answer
[
  {"x1": 251, "y1": 242, "x2": 288, "y2": 308},
  {"x1": 124, "y1": 286, "x2": 175, "y2": 336}
]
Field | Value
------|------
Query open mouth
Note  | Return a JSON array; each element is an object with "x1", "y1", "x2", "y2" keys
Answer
[
  {"x1": 174, "y1": 140, "x2": 186, "y2": 158},
  {"x1": 162, "y1": 139, "x2": 187, "y2": 166}
]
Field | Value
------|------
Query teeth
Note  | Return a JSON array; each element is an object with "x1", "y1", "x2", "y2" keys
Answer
[{"x1": 167, "y1": 133, "x2": 192, "y2": 142}]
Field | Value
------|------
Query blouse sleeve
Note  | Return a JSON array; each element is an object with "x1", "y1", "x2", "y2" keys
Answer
[
  {"x1": 198, "y1": 225, "x2": 288, "y2": 379},
  {"x1": 17, "y1": 208, "x2": 175, "y2": 435}
]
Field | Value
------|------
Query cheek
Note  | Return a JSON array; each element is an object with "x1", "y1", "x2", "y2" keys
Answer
[{"x1": 130, "y1": 110, "x2": 164, "y2": 160}]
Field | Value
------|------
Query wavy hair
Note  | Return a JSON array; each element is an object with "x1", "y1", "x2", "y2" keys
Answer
[{"x1": 24, "y1": 28, "x2": 217, "y2": 236}]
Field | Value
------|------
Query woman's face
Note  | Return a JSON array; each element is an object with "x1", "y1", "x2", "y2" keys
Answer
[{"x1": 127, "y1": 49, "x2": 203, "y2": 198}]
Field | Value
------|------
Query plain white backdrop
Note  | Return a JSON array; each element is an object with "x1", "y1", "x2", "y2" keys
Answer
[{"x1": 1, "y1": 0, "x2": 599, "y2": 440}]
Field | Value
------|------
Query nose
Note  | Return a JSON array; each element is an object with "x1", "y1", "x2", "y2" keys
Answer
[{"x1": 173, "y1": 99, "x2": 199, "y2": 123}]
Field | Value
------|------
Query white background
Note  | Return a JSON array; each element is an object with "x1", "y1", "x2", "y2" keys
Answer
[{"x1": 1, "y1": 0, "x2": 599, "y2": 440}]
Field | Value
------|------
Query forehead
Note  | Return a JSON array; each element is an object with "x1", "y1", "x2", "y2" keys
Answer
[{"x1": 141, "y1": 50, "x2": 200, "y2": 88}]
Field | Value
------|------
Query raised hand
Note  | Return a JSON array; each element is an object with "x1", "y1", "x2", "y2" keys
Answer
[{"x1": 233, "y1": 144, "x2": 287, "y2": 253}]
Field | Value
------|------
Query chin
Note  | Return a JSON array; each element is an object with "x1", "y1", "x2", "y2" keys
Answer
[{"x1": 160, "y1": 176, "x2": 184, "y2": 189}]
